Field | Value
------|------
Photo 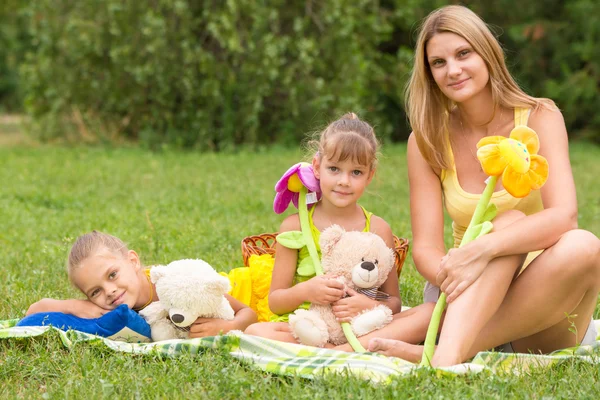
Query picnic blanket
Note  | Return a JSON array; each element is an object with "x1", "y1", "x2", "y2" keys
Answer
[{"x1": 1, "y1": 318, "x2": 599, "y2": 383}]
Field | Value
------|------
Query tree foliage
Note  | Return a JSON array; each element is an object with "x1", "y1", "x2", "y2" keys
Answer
[{"x1": 1, "y1": 0, "x2": 599, "y2": 146}]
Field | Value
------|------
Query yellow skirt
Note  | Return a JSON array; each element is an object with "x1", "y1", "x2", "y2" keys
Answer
[{"x1": 220, "y1": 254, "x2": 275, "y2": 322}]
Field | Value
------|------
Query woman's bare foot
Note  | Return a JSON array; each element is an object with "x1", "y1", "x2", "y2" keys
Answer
[{"x1": 368, "y1": 338, "x2": 424, "y2": 363}]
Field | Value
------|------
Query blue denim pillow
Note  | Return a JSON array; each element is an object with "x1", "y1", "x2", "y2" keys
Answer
[{"x1": 17, "y1": 304, "x2": 151, "y2": 343}]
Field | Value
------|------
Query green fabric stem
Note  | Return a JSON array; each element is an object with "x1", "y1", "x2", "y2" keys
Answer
[
  {"x1": 298, "y1": 187, "x2": 365, "y2": 352},
  {"x1": 420, "y1": 176, "x2": 498, "y2": 366},
  {"x1": 342, "y1": 322, "x2": 367, "y2": 353},
  {"x1": 298, "y1": 187, "x2": 323, "y2": 276}
]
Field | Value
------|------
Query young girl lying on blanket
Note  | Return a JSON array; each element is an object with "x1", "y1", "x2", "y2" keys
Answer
[
  {"x1": 26, "y1": 231, "x2": 257, "y2": 337},
  {"x1": 245, "y1": 113, "x2": 435, "y2": 347}
]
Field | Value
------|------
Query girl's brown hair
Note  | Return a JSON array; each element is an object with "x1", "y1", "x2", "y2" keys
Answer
[
  {"x1": 308, "y1": 112, "x2": 380, "y2": 170},
  {"x1": 406, "y1": 5, "x2": 556, "y2": 170},
  {"x1": 67, "y1": 231, "x2": 128, "y2": 280}
]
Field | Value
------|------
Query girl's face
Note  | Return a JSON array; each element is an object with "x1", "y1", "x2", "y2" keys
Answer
[
  {"x1": 313, "y1": 155, "x2": 374, "y2": 209},
  {"x1": 70, "y1": 248, "x2": 144, "y2": 311},
  {"x1": 426, "y1": 32, "x2": 490, "y2": 104}
]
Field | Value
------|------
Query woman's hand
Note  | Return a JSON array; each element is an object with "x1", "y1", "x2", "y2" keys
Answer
[
  {"x1": 436, "y1": 241, "x2": 492, "y2": 303},
  {"x1": 302, "y1": 275, "x2": 345, "y2": 305},
  {"x1": 189, "y1": 318, "x2": 233, "y2": 338},
  {"x1": 331, "y1": 287, "x2": 378, "y2": 322}
]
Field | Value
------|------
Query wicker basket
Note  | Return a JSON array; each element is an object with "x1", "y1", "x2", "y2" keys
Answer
[{"x1": 242, "y1": 232, "x2": 409, "y2": 278}]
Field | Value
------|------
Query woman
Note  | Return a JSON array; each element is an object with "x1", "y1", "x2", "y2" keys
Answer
[{"x1": 367, "y1": 5, "x2": 600, "y2": 366}]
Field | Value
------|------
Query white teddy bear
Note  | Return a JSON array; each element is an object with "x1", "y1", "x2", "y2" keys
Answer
[
  {"x1": 139, "y1": 259, "x2": 234, "y2": 341},
  {"x1": 288, "y1": 225, "x2": 395, "y2": 347}
]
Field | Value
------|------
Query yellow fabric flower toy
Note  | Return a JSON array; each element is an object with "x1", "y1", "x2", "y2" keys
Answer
[
  {"x1": 476, "y1": 125, "x2": 549, "y2": 197},
  {"x1": 420, "y1": 125, "x2": 549, "y2": 367}
]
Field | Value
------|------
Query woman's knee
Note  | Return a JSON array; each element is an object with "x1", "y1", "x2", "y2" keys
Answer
[
  {"x1": 554, "y1": 229, "x2": 600, "y2": 277},
  {"x1": 559, "y1": 229, "x2": 600, "y2": 259}
]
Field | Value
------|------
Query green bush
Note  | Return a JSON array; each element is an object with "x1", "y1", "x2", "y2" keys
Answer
[
  {"x1": 6, "y1": 0, "x2": 600, "y2": 146},
  {"x1": 0, "y1": 0, "x2": 29, "y2": 111},
  {"x1": 19, "y1": 0, "x2": 398, "y2": 148}
]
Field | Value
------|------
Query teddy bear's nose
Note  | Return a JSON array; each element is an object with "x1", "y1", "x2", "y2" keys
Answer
[
  {"x1": 361, "y1": 261, "x2": 375, "y2": 271},
  {"x1": 171, "y1": 314, "x2": 185, "y2": 324}
]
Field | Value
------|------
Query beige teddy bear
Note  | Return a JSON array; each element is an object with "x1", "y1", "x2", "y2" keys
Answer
[
  {"x1": 288, "y1": 225, "x2": 395, "y2": 347},
  {"x1": 139, "y1": 259, "x2": 234, "y2": 341}
]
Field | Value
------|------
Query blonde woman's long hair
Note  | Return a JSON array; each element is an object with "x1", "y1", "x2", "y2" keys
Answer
[{"x1": 406, "y1": 5, "x2": 555, "y2": 170}]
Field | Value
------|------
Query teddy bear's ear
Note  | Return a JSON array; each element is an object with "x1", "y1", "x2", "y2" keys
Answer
[
  {"x1": 149, "y1": 265, "x2": 168, "y2": 284},
  {"x1": 320, "y1": 224, "x2": 345, "y2": 257},
  {"x1": 207, "y1": 274, "x2": 231, "y2": 294}
]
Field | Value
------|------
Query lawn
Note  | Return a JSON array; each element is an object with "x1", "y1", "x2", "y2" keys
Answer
[{"x1": 1, "y1": 140, "x2": 599, "y2": 398}]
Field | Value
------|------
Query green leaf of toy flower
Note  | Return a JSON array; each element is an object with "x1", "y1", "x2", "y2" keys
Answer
[
  {"x1": 481, "y1": 203, "x2": 498, "y2": 223},
  {"x1": 467, "y1": 223, "x2": 482, "y2": 240},
  {"x1": 479, "y1": 221, "x2": 494, "y2": 237},
  {"x1": 276, "y1": 231, "x2": 305, "y2": 249},
  {"x1": 297, "y1": 257, "x2": 316, "y2": 276},
  {"x1": 471, "y1": 221, "x2": 494, "y2": 240}
]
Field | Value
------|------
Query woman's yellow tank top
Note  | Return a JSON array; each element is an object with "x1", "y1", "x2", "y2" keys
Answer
[{"x1": 441, "y1": 108, "x2": 544, "y2": 250}]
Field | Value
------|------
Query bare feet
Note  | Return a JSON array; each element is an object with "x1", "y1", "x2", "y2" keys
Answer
[{"x1": 368, "y1": 338, "x2": 423, "y2": 363}]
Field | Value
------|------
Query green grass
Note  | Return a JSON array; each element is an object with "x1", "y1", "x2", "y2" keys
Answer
[{"x1": 1, "y1": 141, "x2": 599, "y2": 399}]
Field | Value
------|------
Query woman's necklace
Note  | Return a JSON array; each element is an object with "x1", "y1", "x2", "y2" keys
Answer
[
  {"x1": 133, "y1": 271, "x2": 154, "y2": 311},
  {"x1": 458, "y1": 108, "x2": 504, "y2": 172}
]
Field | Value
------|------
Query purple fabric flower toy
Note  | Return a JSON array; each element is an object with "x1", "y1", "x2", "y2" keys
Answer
[{"x1": 273, "y1": 162, "x2": 321, "y2": 214}]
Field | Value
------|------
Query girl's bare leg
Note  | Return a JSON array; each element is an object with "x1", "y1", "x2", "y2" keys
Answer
[
  {"x1": 245, "y1": 321, "x2": 297, "y2": 343},
  {"x1": 245, "y1": 304, "x2": 434, "y2": 350}
]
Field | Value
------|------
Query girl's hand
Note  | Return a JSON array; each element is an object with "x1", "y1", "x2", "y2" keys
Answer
[
  {"x1": 303, "y1": 275, "x2": 345, "y2": 305},
  {"x1": 331, "y1": 287, "x2": 378, "y2": 322},
  {"x1": 436, "y1": 242, "x2": 492, "y2": 303},
  {"x1": 26, "y1": 298, "x2": 107, "y2": 319},
  {"x1": 189, "y1": 318, "x2": 233, "y2": 338},
  {"x1": 68, "y1": 299, "x2": 108, "y2": 318}
]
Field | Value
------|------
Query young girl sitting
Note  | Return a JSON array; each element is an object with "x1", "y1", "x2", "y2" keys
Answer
[
  {"x1": 26, "y1": 231, "x2": 257, "y2": 338},
  {"x1": 245, "y1": 113, "x2": 434, "y2": 347}
]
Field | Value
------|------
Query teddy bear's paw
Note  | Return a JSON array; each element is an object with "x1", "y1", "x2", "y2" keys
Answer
[
  {"x1": 139, "y1": 302, "x2": 168, "y2": 325},
  {"x1": 351, "y1": 304, "x2": 393, "y2": 336},
  {"x1": 289, "y1": 310, "x2": 329, "y2": 347},
  {"x1": 150, "y1": 319, "x2": 188, "y2": 341}
]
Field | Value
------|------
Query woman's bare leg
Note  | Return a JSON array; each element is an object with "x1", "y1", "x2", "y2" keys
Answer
[
  {"x1": 467, "y1": 229, "x2": 600, "y2": 355},
  {"x1": 333, "y1": 302, "x2": 435, "y2": 358},
  {"x1": 371, "y1": 229, "x2": 600, "y2": 364},
  {"x1": 430, "y1": 211, "x2": 526, "y2": 366}
]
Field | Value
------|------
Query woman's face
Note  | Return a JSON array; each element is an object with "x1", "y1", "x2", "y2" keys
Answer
[{"x1": 425, "y1": 32, "x2": 490, "y2": 104}]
